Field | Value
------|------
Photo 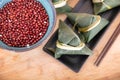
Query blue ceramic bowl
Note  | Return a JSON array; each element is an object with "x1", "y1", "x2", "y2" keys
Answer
[{"x1": 0, "y1": 0, "x2": 56, "y2": 51}]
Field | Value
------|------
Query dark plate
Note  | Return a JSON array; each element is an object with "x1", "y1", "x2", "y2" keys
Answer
[{"x1": 43, "y1": 0, "x2": 120, "y2": 72}]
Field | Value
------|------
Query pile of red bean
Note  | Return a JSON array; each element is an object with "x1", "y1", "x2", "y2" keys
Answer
[{"x1": 0, "y1": 0, "x2": 49, "y2": 47}]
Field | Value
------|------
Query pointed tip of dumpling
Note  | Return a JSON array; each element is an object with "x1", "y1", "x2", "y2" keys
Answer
[
  {"x1": 93, "y1": 4, "x2": 104, "y2": 14},
  {"x1": 66, "y1": 13, "x2": 79, "y2": 23},
  {"x1": 59, "y1": 20, "x2": 66, "y2": 29},
  {"x1": 66, "y1": 13, "x2": 78, "y2": 18},
  {"x1": 58, "y1": 20, "x2": 72, "y2": 32}
]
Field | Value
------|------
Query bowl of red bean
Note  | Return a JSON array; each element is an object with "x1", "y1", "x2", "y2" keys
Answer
[{"x1": 0, "y1": 0, "x2": 56, "y2": 51}]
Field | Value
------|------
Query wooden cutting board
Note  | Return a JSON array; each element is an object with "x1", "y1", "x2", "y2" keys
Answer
[{"x1": 0, "y1": 0, "x2": 120, "y2": 80}]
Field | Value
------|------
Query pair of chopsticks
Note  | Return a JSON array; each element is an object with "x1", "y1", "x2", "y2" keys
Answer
[{"x1": 94, "y1": 23, "x2": 120, "y2": 66}]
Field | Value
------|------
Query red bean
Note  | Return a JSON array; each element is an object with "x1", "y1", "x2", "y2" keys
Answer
[{"x1": 0, "y1": 0, "x2": 49, "y2": 47}]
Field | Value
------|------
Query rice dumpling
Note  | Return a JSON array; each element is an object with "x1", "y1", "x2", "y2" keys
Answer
[
  {"x1": 55, "y1": 20, "x2": 92, "y2": 58},
  {"x1": 92, "y1": 0, "x2": 120, "y2": 14},
  {"x1": 52, "y1": 0, "x2": 72, "y2": 14},
  {"x1": 67, "y1": 13, "x2": 109, "y2": 43},
  {"x1": 52, "y1": 0, "x2": 67, "y2": 8}
]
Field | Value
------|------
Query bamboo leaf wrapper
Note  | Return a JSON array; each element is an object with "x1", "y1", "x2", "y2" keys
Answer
[
  {"x1": 55, "y1": 20, "x2": 92, "y2": 58},
  {"x1": 67, "y1": 13, "x2": 109, "y2": 43},
  {"x1": 92, "y1": 0, "x2": 120, "y2": 14}
]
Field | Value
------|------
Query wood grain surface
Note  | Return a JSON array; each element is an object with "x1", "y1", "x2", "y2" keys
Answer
[{"x1": 0, "y1": 0, "x2": 120, "y2": 80}]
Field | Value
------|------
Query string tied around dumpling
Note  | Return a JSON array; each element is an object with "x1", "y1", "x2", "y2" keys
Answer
[
  {"x1": 102, "y1": 2, "x2": 112, "y2": 9},
  {"x1": 53, "y1": 0, "x2": 68, "y2": 8},
  {"x1": 77, "y1": 15, "x2": 101, "y2": 32},
  {"x1": 92, "y1": 0, "x2": 112, "y2": 9},
  {"x1": 56, "y1": 40, "x2": 85, "y2": 50},
  {"x1": 93, "y1": 0, "x2": 104, "y2": 3}
]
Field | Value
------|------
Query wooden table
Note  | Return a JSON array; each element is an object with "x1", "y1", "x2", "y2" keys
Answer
[{"x1": 0, "y1": 0, "x2": 120, "y2": 80}]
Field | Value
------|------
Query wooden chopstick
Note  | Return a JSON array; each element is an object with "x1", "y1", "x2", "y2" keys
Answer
[{"x1": 94, "y1": 23, "x2": 120, "y2": 66}]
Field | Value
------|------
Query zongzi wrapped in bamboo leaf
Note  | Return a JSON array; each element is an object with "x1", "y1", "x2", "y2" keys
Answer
[
  {"x1": 92, "y1": 0, "x2": 120, "y2": 14},
  {"x1": 55, "y1": 20, "x2": 92, "y2": 58},
  {"x1": 52, "y1": 0, "x2": 67, "y2": 8},
  {"x1": 67, "y1": 13, "x2": 109, "y2": 43},
  {"x1": 52, "y1": 0, "x2": 72, "y2": 14}
]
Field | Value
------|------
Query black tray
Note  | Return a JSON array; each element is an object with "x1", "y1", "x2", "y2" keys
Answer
[{"x1": 43, "y1": 0, "x2": 120, "y2": 72}]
